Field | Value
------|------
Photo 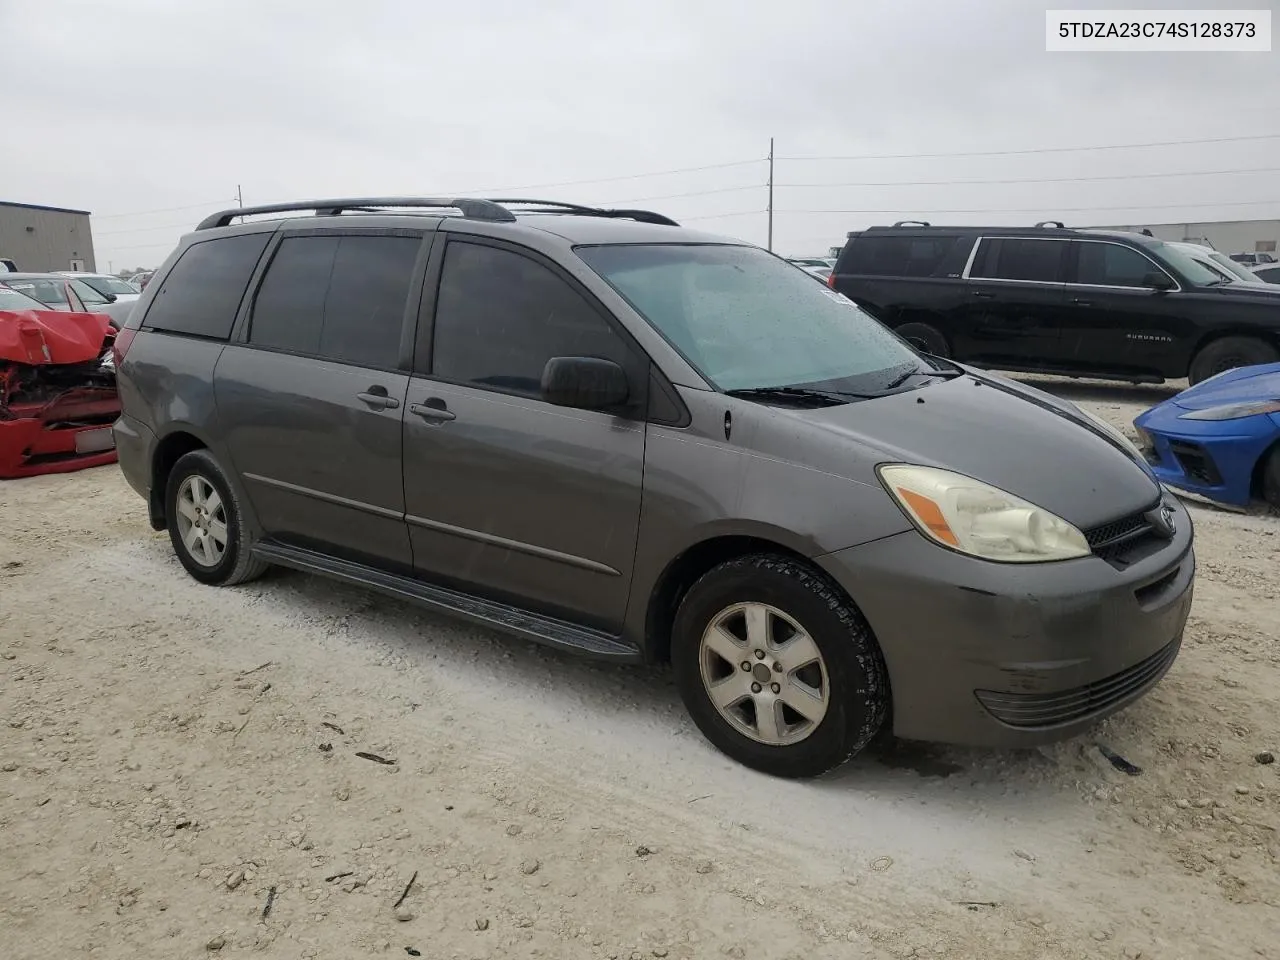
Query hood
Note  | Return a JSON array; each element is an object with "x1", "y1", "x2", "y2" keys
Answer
[
  {"x1": 758, "y1": 372, "x2": 1160, "y2": 530},
  {"x1": 1171, "y1": 360, "x2": 1280, "y2": 410},
  {"x1": 1200, "y1": 282, "x2": 1280, "y2": 303},
  {"x1": 0, "y1": 308, "x2": 115, "y2": 366}
]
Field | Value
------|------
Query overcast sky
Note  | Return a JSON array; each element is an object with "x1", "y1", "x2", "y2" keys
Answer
[{"x1": 4, "y1": 0, "x2": 1280, "y2": 268}]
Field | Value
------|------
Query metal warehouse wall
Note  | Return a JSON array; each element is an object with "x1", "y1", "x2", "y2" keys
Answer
[
  {"x1": 0, "y1": 204, "x2": 96, "y2": 272},
  {"x1": 1098, "y1": 219, "x2": 1280, "y2": 257}
]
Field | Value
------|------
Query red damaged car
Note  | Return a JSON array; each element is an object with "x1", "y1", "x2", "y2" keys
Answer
[{"x1": 0, "y1": 283, "x2": 119, "y2": 478}]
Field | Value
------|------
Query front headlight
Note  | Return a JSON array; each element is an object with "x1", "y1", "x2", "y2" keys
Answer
[
  {"x1": 878, "y1": 464, "x2": 1091, "y2": 563},
  {"x1": 1073, "y1": 406, "x2": 1145, "y2": 460},
  {"x1": 1178, "y1": 400, "x2": 1280, "y2": 421}
]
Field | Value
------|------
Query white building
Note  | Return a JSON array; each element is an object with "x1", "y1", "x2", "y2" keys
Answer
[{"x1": 1093, "y1": 218, "x2": 1280, "y2": 258}]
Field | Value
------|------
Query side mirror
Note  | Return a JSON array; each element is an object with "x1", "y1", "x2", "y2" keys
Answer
[
  {"x1": 1143, "y1": 272, "x2": 1174, "y2": 291},
  {"x1": 541, "y1": 356, "x2": 630, "y2": 410},
  {"x1": 104, "y1": 292, "x2": 118, "y2": 302}
]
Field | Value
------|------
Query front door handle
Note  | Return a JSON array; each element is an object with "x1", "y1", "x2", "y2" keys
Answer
[
  {"x1": 1072, "y1": 298, "x2": 1094, "y2": 307},
  {"x1": 972, "y1": 291, "x2": 995, "y2": 300},
  {"x1": 410, "y1": 399, "x2": 456, "y2": 423},
  {"x1": 357, "y1": 387, "x2": 400, "y2": 410}
]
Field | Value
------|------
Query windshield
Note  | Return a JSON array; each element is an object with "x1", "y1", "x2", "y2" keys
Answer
[
  {"x1": 1, "y1": 277, "x2": 67, "y2": 305},
  {"x1": 0, "y1": 283, "x2": 50, "y2": 311},
  {"x1": 80, "y1": 275, "x2": 138, "y2": 296},
  {"x1": 1149, "y1": 241, "x2": 1229, "y2": 286},
  {"x1": 70, "y1": 278, "x2": 110, "y2": 305},
  {"x1": 577, "y1": 244, "x2": 922, "y2": 393},
  {"x1": 1208, "y1": 252, "x2": 1259, "y2": 281}
]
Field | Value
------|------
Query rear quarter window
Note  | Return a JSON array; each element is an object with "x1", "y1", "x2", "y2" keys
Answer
[
  {"x1": 141, "y1": 233, "x2": 272, "y2": 339},
  {"x1": 841, "y1": 235, "x2": 965, "y2": 278}
]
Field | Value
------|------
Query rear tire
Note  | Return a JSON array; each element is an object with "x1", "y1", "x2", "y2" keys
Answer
[
  {"x1": 1262, "y1": 446, "x2": 1280, "y2": 509},
  {"x1": 165, "y1": 450, "x2": 267, "y2": 586},
  {"x1": 1188, "y1": 336, "x2": 1279, "y2": 385},
  {"x1": 671, "y1": 554, "x2": 889, "y2": 779},
  {"x1": 895, "y1": 321, "x2": 950, "y2": 358}
]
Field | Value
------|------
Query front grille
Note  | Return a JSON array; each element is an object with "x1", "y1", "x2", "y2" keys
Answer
[
  {"x1": 1169, "y1": 440, "x2": 1223, "y2": 487},
  {"x1": 975, "y1": 637, "x2": 1181, "y2": 728},
  {"x1": 1083, "y1": 508, "x2": 1162, "y2": 566}
]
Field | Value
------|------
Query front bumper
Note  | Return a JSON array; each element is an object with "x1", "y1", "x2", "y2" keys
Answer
[
  {"x1": 1133, "y1": 409, "x2": 1279, "y2": 507},
  {"x1": 817, "y1": 495, "x2": 1194, "y2": 747},
  {"x1": 0, "y1": 389, "x2": 120, "y2": 479}
]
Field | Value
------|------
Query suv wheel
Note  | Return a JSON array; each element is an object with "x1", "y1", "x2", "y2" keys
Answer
[
  {"x1": 165, "y1": 450, "x2": 267, "y2": 586},
  {"x1": 1189, "y1": 336, "x2": 1279, "y2": 385},
  {"x1": 895, "y1": 322, "x2": 949, "y2": 357},
  {"x1": 671, "y1": 554, "x2": 888, "y2": 778}
]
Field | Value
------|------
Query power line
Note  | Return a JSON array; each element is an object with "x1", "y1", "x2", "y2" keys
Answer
[
  {"x1": 680, "y1": 210, "x2": 762, "y2": 222},
  {"x1": 778, "y1": 132, "x2": 1280, "y2": 163},
  {"x1": 96, "y1": 220, "x2": 205, "y2": 237},
  {"x1": 776, "y1": 164, "x2": 1280, "y2": 189},
  {"x1": 451, "y1": 158, "x2": 763, "y2": 193},
  {"x1": 94, "y1": 199, "x2": 235, "y2": 220},
  {"x1": 783, "y1": 197, "x2": 1280, "y2": 216},
  {"x1": 607, "y1": 184, "x2": 763, "y2": 204}
]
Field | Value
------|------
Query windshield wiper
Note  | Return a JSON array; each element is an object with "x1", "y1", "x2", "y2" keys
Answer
[
  {"x1": 724, "y1": 386, "x2": 874, "y2": 406},
  {"x1": 882, "y1": 365, "x2": 965, "y2": 391}
]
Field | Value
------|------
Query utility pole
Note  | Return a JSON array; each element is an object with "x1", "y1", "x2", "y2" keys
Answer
[
  {"x1": 767, "y1": 137, "x2": 774, "y2": 252},
  {"x1": 237, "y1": 184, "x2": 244, "y2": 208}
]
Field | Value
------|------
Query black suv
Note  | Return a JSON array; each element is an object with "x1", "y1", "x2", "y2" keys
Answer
[{"x1": 829, "y1": 221, "x2": 1280, "y2": 384}]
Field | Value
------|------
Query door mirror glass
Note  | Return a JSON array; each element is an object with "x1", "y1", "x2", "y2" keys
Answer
[
  {"x1": 540, "y1": 356, "x2": 630, "y2": 410},
  {"x1": 1143, "y1": 272, "x2": 1175, "y2": 291}
]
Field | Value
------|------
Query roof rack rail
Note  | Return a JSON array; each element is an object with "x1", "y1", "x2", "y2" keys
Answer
[
  {"x1": 195, "y1": 197, "x2": 517, "y2": 231},
  {"x1": 485, "y1": 198, "x2": 679, "y2": 227},
  {"x1": 891, "y1": 220, "x2": 931, "y2": 227},
  {"x1": 1035, "y1": 220, "x2": 1066, "y2": 228}
]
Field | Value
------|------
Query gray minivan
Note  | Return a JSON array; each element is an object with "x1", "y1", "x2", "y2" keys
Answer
[{"x1": 111, "y1": 197, "x2": 1195, "y2": 778}]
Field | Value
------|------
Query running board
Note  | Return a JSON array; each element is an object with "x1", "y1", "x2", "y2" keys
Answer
[{"x1": 252, "y1": 540, "x2": 640, "y2": 661}]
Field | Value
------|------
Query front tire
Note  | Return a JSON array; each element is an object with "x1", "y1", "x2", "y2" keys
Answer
[
  {"x1": 894, "y1": 321, "x2": 950, "y2": 358},
  {"x1": 1188, "y1": 336, "x2": 1279, "y2": 385},
  {"x1": 165, "y1": 450, "x2": 267, "y2": 586},
  {"x1": 671, "y1": 554, "x2": 889, "y2": 778},
  {"x1": 1262, "y1": 445, "x2": 1280, "y2": 509}
]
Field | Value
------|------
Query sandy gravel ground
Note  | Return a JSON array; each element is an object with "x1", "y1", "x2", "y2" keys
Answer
[{"x1": 2, "y1": 377, "x2": 1277, "y2": 960}]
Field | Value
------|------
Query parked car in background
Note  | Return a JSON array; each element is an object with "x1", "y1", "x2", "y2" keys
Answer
[
  {"x1": 1229, "y1": 252, "x2": 1279, "y2": 267},
  {"x1": 112, "y1": 196, "x2": 1192, "y2": 778},
  {"x1": 1252, "y1": 265, "x2": 1280, "y2": 284},
  {"x1": 1135, "y1": 362, "x2": 1280, "y2": 509},
  {"x1": 830, "y1": 221, "x2": 1280, "y2": 385},
  {"x1": 56, "y1": 271, "x2": 142, "y2": 303},
  {"x1": 1170, "y1": 242, "x2": 1267, "y2": 285},
  {"x1": 787, "y1": 258, "x2": 833, "y2": 280},
  {"x1": 0, "y1": 257, "x2": 17, "y2": 272},
  {"x1": 0, "y1": 282, "x2": 119, "y2": 478},
  {"x1": 129, "y1": 270, "x2": 155, "y2": 290},
  {"x1": 1, "y1": 272, "x2": 135, "y2": 328}
]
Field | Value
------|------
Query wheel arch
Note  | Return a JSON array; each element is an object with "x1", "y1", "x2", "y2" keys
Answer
[
  {"x1": 643, "y1": 534, "x2": 839, "y2": 665},
  {"x1": 1251, "y1": 436, "x2": 1280, "y2": 504},
  {"x1": 148, "y1": 428, "x2": 211, "y2": 529},
  {"x1": 1187, "y1": 328, "x2": 1280, "y2": 377}
]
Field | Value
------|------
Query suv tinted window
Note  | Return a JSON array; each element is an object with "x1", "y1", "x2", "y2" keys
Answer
[
  {"x1": 1075, "y1": 242, "x2": 1159, "y2": 287},
  {"x1": 845, "y1": 235, "x2": 960, "y2": 278},
  {"x1": 250, "y1": 235, "x2": 419, "y2": 369},
  {"x1": 970, "y1": 238, "x2": 1065, "y2": 283},
  {"x1": 143, "y1": 233, "x2": 271, "y2": 338},
  {"x1": 430, "y1": 241, "x2": 631, "y2": 396}
]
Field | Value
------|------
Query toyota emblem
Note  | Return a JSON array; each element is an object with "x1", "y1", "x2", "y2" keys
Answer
[{"x1": 1148, "y1": 502, "x2": 1176, "y2": 539}]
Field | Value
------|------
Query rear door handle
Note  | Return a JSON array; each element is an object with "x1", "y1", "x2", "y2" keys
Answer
[
  {"x1": 410, "y1": 400, "x2": 456, "y2": 423},
  {"x1": 1072, "y1": 298, "x2": 1094, "y2": 307},
  {"x1": 357, "y1": 387, "x2": 400, "y2": 410},
  {"x1": 972, "y1": 291, "x2": 995, "y2": 300}
]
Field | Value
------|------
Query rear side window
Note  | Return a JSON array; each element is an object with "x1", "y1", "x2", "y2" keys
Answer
[
  {"x1": 1075, "y1": 243, "x2": 1159, "y2": 288},
  {"x1": 844, "y1": 235, "x2": 961, "y2": 278},
  {"x1": 429, "y1": 241, "x2": 632, "y2": 397},
  {"x1": 970, "y1": 238, "x2": 1065, "y2": 283},
  {"x1": 249, "y1": 234, "x2": 420, "y2": 369},
  {"x1": 143, "y1": 233, "x2": 271, "y2": 338}
]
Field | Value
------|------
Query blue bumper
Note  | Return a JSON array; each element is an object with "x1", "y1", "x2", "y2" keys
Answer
[{"x1": 1133, "y1": 407, "x2": 1280, "y2": 506}]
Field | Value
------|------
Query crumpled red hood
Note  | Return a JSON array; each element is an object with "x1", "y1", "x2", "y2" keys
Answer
[{"x1": 0, "y1": 308, "x2": 114, "y2": 366}]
